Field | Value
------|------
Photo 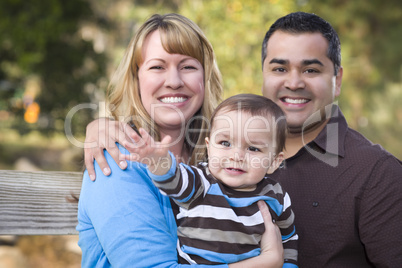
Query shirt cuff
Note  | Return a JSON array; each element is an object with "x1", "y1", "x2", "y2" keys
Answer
[{"x1": 147, "y1": 151, "x2": 177, "y2": 182}]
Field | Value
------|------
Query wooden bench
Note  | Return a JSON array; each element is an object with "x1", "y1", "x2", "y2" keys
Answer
[{"x1": 0, "y1": 170, "x2": 82, "y2": 235}]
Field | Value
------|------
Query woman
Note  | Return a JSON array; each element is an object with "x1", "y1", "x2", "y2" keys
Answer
[{"x1": 78, "y1": 13, "x2": 283, "y2": 267}]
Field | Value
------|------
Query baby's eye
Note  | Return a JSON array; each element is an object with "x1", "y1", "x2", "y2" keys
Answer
[
  {"x1": 220, "y1": 141, "x2": 231, "y2": 147},
  {"x1": 248, "y1": 146, "x2": 261, "y2": 152}
]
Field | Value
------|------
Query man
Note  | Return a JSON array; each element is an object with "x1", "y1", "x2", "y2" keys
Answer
[
  {"x1": 262, "y1": 12, "x2": 402, "y2": 267},
  {"x1": 84, "y1": 12, "x2": 402, "y2": 267}
]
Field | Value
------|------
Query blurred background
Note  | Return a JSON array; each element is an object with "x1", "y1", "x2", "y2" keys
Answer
[{"x1": 0, "y1": 0, "x2": 401, "y2": 267}]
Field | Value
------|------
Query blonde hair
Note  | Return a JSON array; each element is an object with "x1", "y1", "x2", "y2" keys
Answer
[{"x1": 107, "y1": 13, "x2": 223, "y2": 165}]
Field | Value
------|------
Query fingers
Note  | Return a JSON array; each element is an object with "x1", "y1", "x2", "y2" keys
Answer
[
  {"x1": 124, "y1": 128, "x2": 147, "y2": 151},
  {"x1": 84, "y1": 118, "x2": 130, "y2": 180},
  {"x1": 84, "y1": 147, "x2": 96, "y2": 181},
  {"x1": 122, "y1": 129, "x2": 171, "y2": 164},
  {"x1": 258, "y1": 200, "x2": 280, "y2": 238},
  {"x1": 93, "y1": 149, "x2": 111, "y2": 176},
  {"x1": 160, "y1": 135, "x2": 172, "y2": 146},
  {"x1": 258, "y1": 200, "x2": 273, "y2": 224},
  {"x1": 121, "y1": 122, "x2": 143, "y2": 145},
  {"x1": 258, "y1": 200, "x2": 283, "y2": 260}
]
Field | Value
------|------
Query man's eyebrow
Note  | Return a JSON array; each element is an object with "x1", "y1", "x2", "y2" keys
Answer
[
  {"x1": 269, "y1": 58, "x2": 288, "y2": 65},
  {"x1": 302, "y1": 59, "x2": 324, "y2": 66},
  {"x1": 268, "y1": 58, "x2": 324, "y2": 66}
]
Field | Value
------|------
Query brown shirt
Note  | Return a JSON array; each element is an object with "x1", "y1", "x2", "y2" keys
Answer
[{"x1": 270, "y1": 106, "x2": 402, "y2": 268}]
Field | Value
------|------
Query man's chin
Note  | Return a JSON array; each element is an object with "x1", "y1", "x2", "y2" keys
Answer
[{"x1": 288, "y1": 119, "x2": 327, "y2": 136}]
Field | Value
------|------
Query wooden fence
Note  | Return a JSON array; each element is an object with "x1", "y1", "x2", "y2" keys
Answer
[{"x1": 0, "y1": 170, "x2": 82, "y2": 235}]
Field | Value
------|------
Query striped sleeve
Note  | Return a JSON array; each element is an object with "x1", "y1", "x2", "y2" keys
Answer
[
  {"x1": 147, "y1": 152, "x2": 210, "y2": 209},
  {"x1": 276, "y1": 185, "x2": 298, "y2": 267}
]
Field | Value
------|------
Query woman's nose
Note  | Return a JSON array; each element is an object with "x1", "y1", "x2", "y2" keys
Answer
[
  {"x1": 284, "y1": 70, "x2": 305, "y2": 90},
  {"x1": 164, "y1": 68, "x2": 184, "y2": 90}
]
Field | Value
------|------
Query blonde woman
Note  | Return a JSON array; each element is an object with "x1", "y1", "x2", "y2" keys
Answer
[{"x1": 77, "y1": 14, "x2": 283, "y2": 267}]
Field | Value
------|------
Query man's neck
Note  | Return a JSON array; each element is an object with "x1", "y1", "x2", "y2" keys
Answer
[{"x1": 283, "y1": 119, "x2": 329, "y2": 159}]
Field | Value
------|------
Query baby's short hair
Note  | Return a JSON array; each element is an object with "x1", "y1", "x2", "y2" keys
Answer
[{"x1": 210, "y1": 94, "x2": 287, "y2": 154}]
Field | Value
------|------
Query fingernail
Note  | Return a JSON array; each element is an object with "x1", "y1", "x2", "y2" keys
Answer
[
  {"x1": 103, "y1": 167, "x2": 111, "y2": 175},
  {"x1": 90, "y1": 174, "x2": 96, "y2": 181},
  {"x1": 120, "y1": 161, "x2": 127, "y2": 169}
]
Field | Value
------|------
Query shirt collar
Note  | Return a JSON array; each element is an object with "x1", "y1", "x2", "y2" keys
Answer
[{"x1": 312, "y1": 104, "x2": 347, "y2": 157}]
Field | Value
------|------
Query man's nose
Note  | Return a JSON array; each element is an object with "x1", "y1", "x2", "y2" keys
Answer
[{"x1": 284, "y1": 70, "x2": 305, "y2": 90}]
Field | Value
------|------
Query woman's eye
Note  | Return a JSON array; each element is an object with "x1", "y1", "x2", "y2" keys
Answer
[
  {"x1": 183, "y1": 65, "x2": 197, "y2": 70},
  {"x1": 150, "y1": 66, "x2": 163, "y2": 70},
  {"x1": 220, "y1": 141, "x2": 231, "y2": 147},
  {"x1": 248, "y1": 146, "x2": 261, "y2": 152}
]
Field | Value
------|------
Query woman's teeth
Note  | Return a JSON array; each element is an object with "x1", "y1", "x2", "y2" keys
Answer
[{"x1": 160, "y1": 97, "x2": 188, "y2": 103}]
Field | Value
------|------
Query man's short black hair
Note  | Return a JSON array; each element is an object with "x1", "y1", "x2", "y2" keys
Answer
[{"x1": 261, "y1": 12, "x2": 341, "y2": 75}]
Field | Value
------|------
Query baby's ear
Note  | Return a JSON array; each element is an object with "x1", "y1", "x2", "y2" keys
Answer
[
  {"x1": 205, "y1": 137, "x2": 210, "y2": 155},
  {"x1": 205, "y1": 137, "x2": 210, "y2": 146},
  {"x1": 267, "y1": 152, "x2": 284, "y2": 174}
]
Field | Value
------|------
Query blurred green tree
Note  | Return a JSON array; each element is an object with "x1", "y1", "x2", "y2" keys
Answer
[
  {"x1": 0, "y1": 0, "x2": 400, "y2": 158},
  {"x1": 0, "y1": 0, "x2": 109, "y2": 135}
]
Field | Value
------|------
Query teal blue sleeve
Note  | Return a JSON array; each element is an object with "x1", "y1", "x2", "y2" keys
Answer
[{"x1": 77, "y1": 144, "x2": 228, "y2": 268}]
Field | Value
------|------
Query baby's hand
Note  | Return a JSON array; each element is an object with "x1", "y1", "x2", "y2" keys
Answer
[{"x1": 123, "y1": 128, "x2": 172, "y2": 175}]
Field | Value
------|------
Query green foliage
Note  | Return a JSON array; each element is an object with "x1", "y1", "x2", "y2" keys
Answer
[
  {"x1": 302, "y1": 0, "x2": 402, "y2": 157},
  {"x1": 180, "y1": 0, "x2": 301, "y2": 97},
  {"x1": 0, "y1": 0, "x2": 400, "y2": 158},
  {"x1": 0, "y1": 0, "x2": 108, "y2": 135}
]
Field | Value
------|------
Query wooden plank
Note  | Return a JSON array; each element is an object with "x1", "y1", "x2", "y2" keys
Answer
[{"x1": 0, "y1": 170, "x2": 82, "y2": 235}]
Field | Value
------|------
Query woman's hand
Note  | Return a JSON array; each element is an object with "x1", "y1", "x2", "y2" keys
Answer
[
  {"x1": 229, "y1": 200, "x2": 283, "y2": 268},
  {"x1": 258, "y1": 200, "x2": 284, "y2": 267},
  {"x1": 84, "y1": 118, "x2": 137, "y2": 180}
]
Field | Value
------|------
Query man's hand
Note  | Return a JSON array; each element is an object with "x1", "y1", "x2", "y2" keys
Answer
[{"x1": 84, "y1": 118, "x2": 138, "y2": 180}]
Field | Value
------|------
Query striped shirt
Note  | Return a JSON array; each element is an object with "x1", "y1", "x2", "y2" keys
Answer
[{"x1": 148, "y1": 153, "x2": 298, "y2": 267}]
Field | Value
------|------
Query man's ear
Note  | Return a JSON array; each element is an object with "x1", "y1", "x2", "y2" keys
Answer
[
  {"x1": 335, "y1": 66, "x2": 343, "y2": 97},
  {"x1": 267, "y1": 152, "x2": 284, "y2": 174}
]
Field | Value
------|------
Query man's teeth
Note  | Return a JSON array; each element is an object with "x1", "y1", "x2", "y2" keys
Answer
[
  {"x1": 283, "y1": 98, "x2": 308, "y2": 104},
  {"x1": 160, "y1": 97, "x2": 188, "y2": 103}
]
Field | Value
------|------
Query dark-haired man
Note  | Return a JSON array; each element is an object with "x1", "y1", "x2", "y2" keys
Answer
[{"x1": 262, "y1": 12, "x2": 402, "y2": 267}]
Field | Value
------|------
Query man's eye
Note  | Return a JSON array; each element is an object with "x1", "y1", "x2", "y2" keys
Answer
[
  {"x1": 248, "y1": 146, "x2": 261, "y2": 152},
  {"x1": 220, "y1": 141, "x2": 231, "y2": 147},
  {"x1": 273, "y1": 67, "x2": 286, "y2": 72},
  {"x1": 304, "y1": 68, "x2": 318, "y2": 74}
]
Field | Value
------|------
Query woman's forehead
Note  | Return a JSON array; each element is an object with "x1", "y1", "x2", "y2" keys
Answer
[{"x1": 158, "y1": 29, "x2": 203, "y2": 63}]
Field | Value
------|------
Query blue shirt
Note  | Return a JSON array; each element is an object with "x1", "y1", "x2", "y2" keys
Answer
[{"x1": 77, "y1": 145, "x2": 228, "y2": 268}]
